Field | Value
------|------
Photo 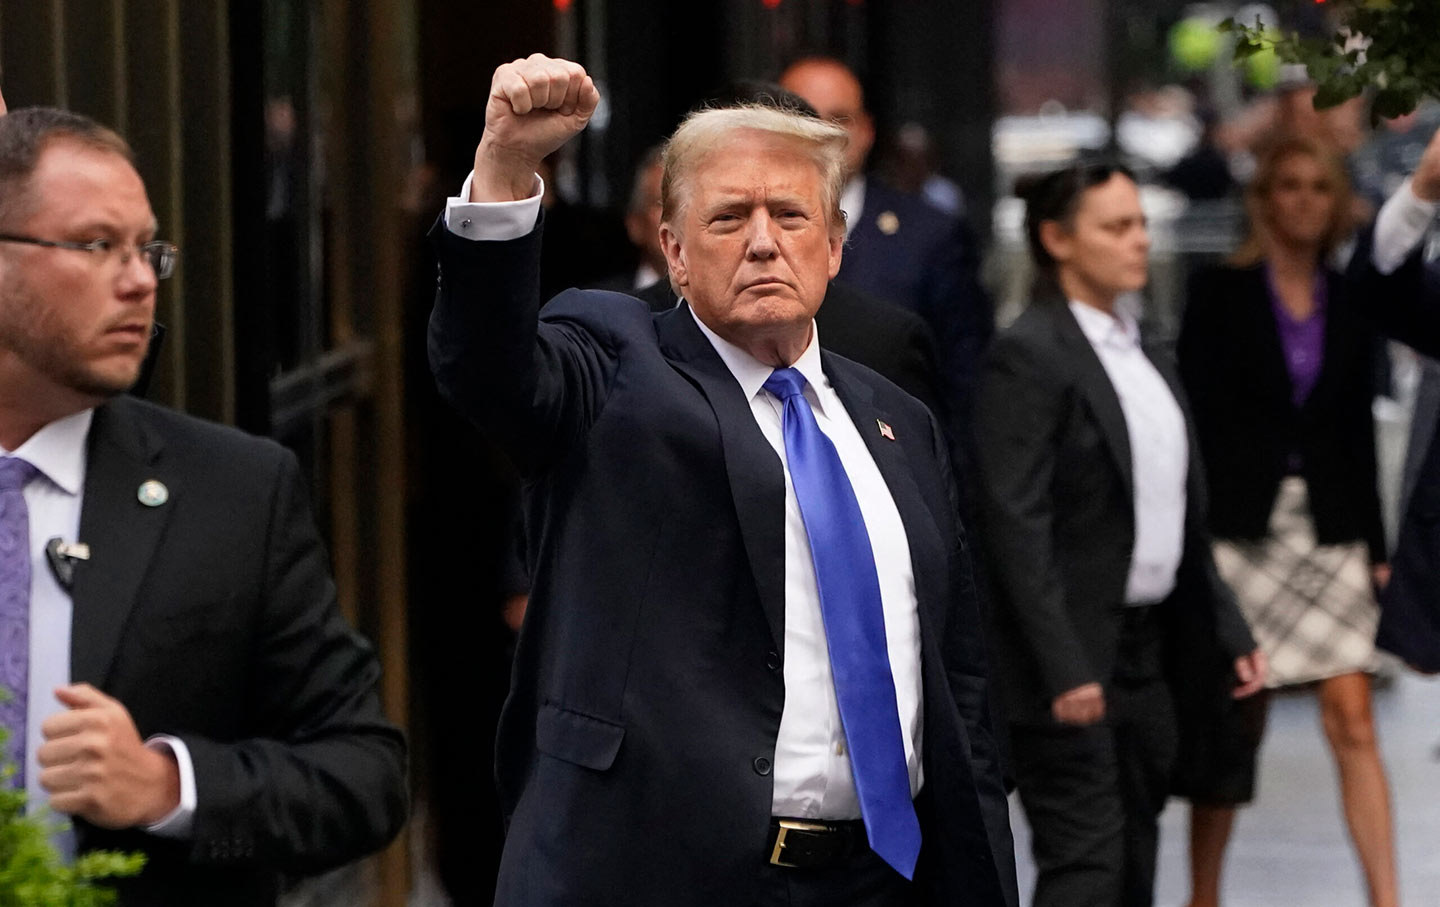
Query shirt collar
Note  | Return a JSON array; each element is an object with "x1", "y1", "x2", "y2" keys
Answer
[
  {"x1": 839, "y1": 176, "x2": 866, "y2": 240},
  {"x1": 687, "y1": 308, "x2": 831, "y2": 415},
  {"x1": 1, "y1": 408, "x2": 93, "y2": 496},
  {"x1": 1068, "y1": 298, "x2": 1140, "y2": 350}
]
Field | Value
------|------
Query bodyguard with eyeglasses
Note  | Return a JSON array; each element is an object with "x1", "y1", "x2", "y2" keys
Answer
[{"x1": 0, "y1": 101, "x2": 406, "y2": 904}]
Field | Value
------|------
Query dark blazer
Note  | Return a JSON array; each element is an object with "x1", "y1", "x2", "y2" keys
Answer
[
  {"x1": 1178, "y1": 264, "x2": 1387, "y2": 560},
  {"x1": 1347, "y1": 238, "x2": 1440, "y2": 671},
  {"x1": 972, "y1": 298, "x2": 1255, "y2": 725},
  {"x1": 428, "y1": 218, "x2": 1018, "y2": 907},
  {"x1": 838, "y1": 180, "x2": 993, "y2": 425},
  {"x1": 633, "y1": 276, "x2": 948, "y2": 419},
  {"x1": 68, "y1": 397, "x2": 407, "y2": 906}
]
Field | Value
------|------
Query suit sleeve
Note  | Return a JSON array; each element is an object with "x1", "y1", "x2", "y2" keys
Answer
[
  {"x1": 1176, "y1": 271, "x2": 1217, "y2": 439},
  {"x1": 1177, "y1": 277, "x2": 1259, "y2": 660},
  {"x1": 177, "y1": 450, "x2": 407, "y2": 873},
  {"x1": 973, "y1": 334, "x2": 1097, "y2": 700},
  {"x1": 896, "y1": 316, "x2": 948, "y2": 421},
  {"x1": 427, "y1": 214, "x2": 622, "y2": 474},
  {"x1": 922, "y1": 216, "x2": 994, "y2": 429},
  {"x1": 1347, "y1": 228, "x2": 1440, "y2": 359},
  {"x1": 928, "y1": 411, "x2": 1019, "y2": 905}
]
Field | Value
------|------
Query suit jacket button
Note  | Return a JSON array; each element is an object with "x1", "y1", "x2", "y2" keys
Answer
[
  {"x1": 753, "y1": 756, "x2": 772, "y2": 776},
  {"x1": 765, "y1": 650, "x2": 780, "y2": 671}
]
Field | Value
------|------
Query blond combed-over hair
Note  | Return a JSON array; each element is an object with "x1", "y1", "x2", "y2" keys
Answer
[{"x1": 659, "y1": 104, "x2": 849, "y2": 235}]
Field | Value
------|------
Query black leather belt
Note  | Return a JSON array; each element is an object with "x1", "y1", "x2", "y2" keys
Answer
[{"x1": 766, "y1": 817, "x2": 869, "y2": 868}]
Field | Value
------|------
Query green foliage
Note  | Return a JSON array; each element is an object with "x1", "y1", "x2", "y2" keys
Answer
[
  {"x1": 1222, "y1": 0, "x2": 1440, "y2": 117},
  {"x1": 0, "y1": 724, "x2": 144, "y2": 906}
]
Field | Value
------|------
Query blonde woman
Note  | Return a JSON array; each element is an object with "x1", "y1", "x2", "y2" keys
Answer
[{"x1": 1177, "y1": 136, "x2": 1397, "y2": 907}]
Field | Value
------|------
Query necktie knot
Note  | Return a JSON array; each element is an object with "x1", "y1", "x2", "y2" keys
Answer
[
  {"x1": 0, "y1": 458, "x2": 37, "y2": 493},
  {"x1": 763, "y1": 367, "x2": 807, "y2": 402}
]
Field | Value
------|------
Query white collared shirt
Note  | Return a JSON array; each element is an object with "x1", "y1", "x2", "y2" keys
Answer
[
  {"x1": 1067, "y1": 301, "x2": 1189, "y2": 605},
  {"x1": 688, "y1": 314, "x2": 923, "y2": 819},
  {"x1": 447, "y1": 175, "x2": 924, "y2": 819},
  {"x1": 1373, "y1": 178, "x2": 1439, "y2": 274},
  {"x1": 4, "y1": 410, "x2": 89, "y2": 820},
  {"x1": 3, "y1": 409, "x2": 194, "y2": 838}
]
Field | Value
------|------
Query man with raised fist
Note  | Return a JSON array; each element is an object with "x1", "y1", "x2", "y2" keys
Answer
[{"x1": 429, "y1": 54, "x2": 1017, "y2": 906}]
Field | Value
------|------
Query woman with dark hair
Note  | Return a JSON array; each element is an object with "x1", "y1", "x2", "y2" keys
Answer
[
  {"x1": 1177, "y1": 135, "x2": 1399, "y2": 907},
  {"x1": 973, "y1": 164, "x2": 1264, "y2": 907}
]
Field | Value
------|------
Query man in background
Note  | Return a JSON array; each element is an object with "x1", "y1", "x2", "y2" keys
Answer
[
  {"x1": 595, "y1": 146, "x2": 667, "y2": 294},
  {"x1": 779, "y1": 56, "x2": 993, "y2": 429}
]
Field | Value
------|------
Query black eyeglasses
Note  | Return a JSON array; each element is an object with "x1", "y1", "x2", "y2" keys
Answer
[{"x1": 0, "y1": 234, "x2": 179, "y2": 279}]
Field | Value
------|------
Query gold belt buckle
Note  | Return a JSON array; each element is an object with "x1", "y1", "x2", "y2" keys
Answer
[{"x1": 769, "y1": 819, "x2": 832, "y2": 867}]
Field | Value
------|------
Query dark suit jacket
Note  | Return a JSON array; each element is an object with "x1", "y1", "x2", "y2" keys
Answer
[
  {"x1": 633, "y1": 276, "x2": 948, "y2": 419},
  {"x1": 973, "y1": 298, "x2": 1255, "y2": 725},
  {"x1": 838, "y1": 179, "x2": 993, "y2": 426},
  {"x1": 428, "y1": 217, "x2": 1018, "y2": 907},
  {"x1": 68, "y1": 397, "x2": 407, "y2": 906},
  {"x1": 1346, "y1": 236, "x2": 1440, "y2": 671},
  {"x1": 1178, "y1": 265, "x2": 1387, "y2": 560}
]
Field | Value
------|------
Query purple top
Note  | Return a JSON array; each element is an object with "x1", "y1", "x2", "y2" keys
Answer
[
  {"x1": 1265, "y1": 265, "x2": 1327, "y2": 473},
  {"x1": 1264, "y1": 265, "x2": 1327, "y2": 409}
]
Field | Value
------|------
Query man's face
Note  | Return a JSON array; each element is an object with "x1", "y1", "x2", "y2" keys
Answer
[
  {"x1": 779, "y1": 61, "x2": 874, "y2": 179},
  {"x1": 660, "y1": 130, "x2": 842, "y2": 363},
  {"x1": 0, "y1": 141, "x2": 158, "y2": 405}
]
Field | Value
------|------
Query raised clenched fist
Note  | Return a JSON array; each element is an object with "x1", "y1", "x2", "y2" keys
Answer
[{"x1": 472, "y1": 54, "x2": 600, "y2": 203}]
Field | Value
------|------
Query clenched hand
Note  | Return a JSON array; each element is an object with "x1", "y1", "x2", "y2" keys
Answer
[
  {"x1": 472, "y1": 53, "x2": 600, "y2": 203},
  {"x1": 38, "y1": 683, "x2": 180, "y2": 829}
]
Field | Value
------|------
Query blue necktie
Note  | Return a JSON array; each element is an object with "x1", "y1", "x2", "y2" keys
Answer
[
  {"x1": 0, "y1": 457, "x2": 37, "y2": 789},
  {"x1": 763, "y1": 367, "x2": 921, "y2": 879}
]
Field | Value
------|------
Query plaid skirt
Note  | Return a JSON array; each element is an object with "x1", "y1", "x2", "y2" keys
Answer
[{"x1": 1212, "y1": 477, "x2": 1379, "y2": 688}]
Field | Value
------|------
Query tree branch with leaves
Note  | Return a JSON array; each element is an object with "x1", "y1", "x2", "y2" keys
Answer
[{"x1": 1225, "y1": 0, "x2": 1440, "y2": 117}]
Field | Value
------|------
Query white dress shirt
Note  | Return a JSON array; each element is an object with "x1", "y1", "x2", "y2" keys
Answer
[
  {"x1": 446, "y1": 175, "x2": 924, "y2": 819},
  {"x1": 1068, "y1": 301, "x2": 1189, "y2": 605},
  {"x1": 1373, "y1": 178, "x2": 1438, "y2": 275},
  {"x1": 3, "y1": 410, "x2": 195, "y2": 838}
]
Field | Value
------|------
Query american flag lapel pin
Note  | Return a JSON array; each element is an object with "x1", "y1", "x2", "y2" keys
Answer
[{"x1": 877, "y1": 419, "x2": 895, "y2": 441}]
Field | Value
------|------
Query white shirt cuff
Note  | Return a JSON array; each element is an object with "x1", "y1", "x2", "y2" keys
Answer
[
  {"x1": 443, "y1": 171, "x2": 544, "y2": 241},
  {"x1": 142, "y1": 734, "x2": 196, "y2": 838},
  {"x1": 1373, "y1": 178, "x2": 1438, "y2": 275}
]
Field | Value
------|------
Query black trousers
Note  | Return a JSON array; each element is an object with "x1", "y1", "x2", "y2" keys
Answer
[
  {"x1": 750, "y1": 847, "x2": 915, "y2": 907},
  {"x1": 1010, "y1": 607, "x2": 1178, "y2": 907}
]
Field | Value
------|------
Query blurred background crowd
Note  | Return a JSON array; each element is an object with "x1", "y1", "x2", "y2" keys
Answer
[{"x1": 3, "y1": 0, "x2": 1438, "y2": 904}]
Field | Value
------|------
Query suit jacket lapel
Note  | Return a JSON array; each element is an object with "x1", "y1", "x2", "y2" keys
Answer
[
  {"x1": 71, "y1": 400, "x2": 175, "y2": 687},
  {"x1": 825, "y1": 355, "x2": 950, "y2": 642},
  {"x1": 656, "y1": 306, "x2": 788, "y2": 655},
  {"x1": 1050, "y1": 300, "x2": 1134, "y2": 496}
]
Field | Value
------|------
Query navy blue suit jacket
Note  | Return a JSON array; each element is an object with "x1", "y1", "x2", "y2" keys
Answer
[
  {"x1": 428, "y1": 216, "x2": 1017, "y2": 906},
  {"x1": 838, "y1": 179, "x2": 993, "y2": 427},
  {"x1": 1347, "y1": 237, "x2": 1440, "y2": 671}
]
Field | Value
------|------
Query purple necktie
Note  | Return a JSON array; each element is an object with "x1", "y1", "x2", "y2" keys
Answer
[{"x1": 0, "y1": 457, "x2": 37, "y2": 789}]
